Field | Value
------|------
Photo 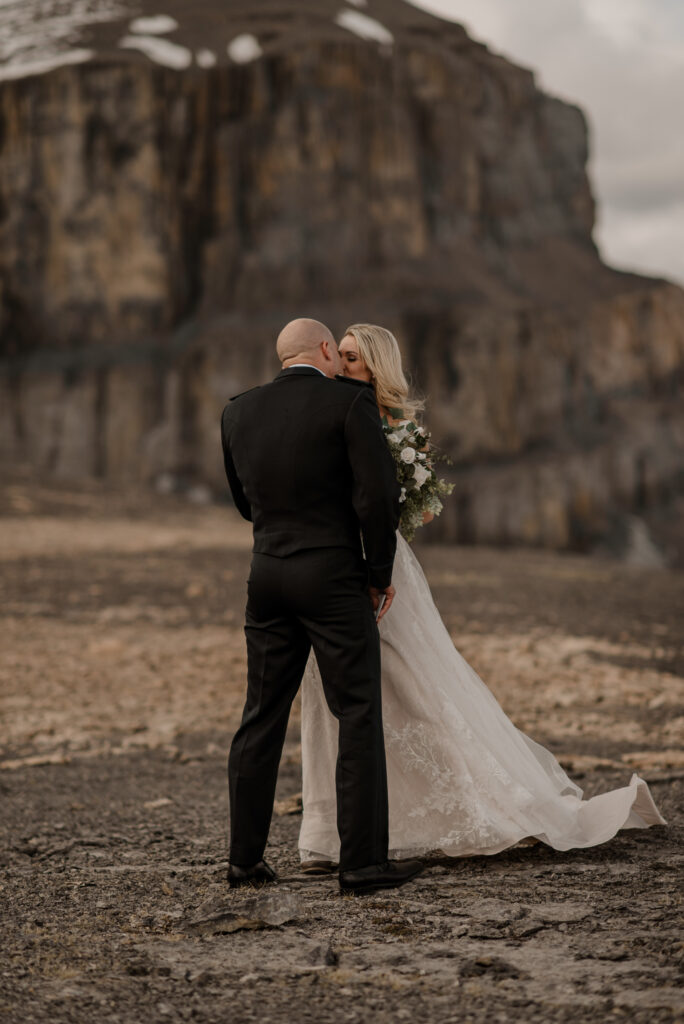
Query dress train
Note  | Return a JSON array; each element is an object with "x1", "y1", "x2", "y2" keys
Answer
[{"x1": 299, "y1": 535, "x2": 665, "y2": 861}]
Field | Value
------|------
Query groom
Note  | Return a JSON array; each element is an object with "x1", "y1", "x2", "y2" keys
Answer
[{"x1": 220, "y1": 318, "x2": 423, "y2": 894}]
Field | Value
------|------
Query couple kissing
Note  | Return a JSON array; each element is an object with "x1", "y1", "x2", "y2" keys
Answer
[{"x1": 220, "y1": 318, "x2": 664, "y2": 897}]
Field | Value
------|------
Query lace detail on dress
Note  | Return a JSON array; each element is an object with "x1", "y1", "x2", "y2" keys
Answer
[{"x1": 298, "y1": 534, "x2": 666, "y2": 861}]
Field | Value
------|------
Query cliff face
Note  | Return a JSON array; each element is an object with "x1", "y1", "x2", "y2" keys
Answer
[{"x1": 1, "y1": 0, "x2": 683, "y2": 551}]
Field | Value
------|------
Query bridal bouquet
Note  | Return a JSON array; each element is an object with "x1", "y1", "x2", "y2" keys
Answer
[{"x1": 382, "y1": 411, "x2": 454, "y2": 543}]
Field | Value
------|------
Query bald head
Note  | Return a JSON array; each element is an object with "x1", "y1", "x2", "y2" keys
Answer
[{"x1": 276, "y1": 318, "x2": 340, "y2": 377}]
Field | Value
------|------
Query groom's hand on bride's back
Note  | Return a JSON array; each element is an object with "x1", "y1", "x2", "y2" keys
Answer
[{"x1": 370, "y1": 585, "x2": 396, "y2": 622}]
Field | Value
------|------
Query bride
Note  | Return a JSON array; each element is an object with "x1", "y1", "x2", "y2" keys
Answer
[{"x1": 299, "y1": 323, "x2": 665, "y2": 869}]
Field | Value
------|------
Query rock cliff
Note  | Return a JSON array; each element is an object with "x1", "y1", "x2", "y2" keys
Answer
[{"x1": 1, "y1": 0, "x2": 682, "y2": 552}]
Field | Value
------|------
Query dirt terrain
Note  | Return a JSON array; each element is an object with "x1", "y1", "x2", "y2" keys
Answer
[{"x1": 1, "y1": 480, "x2": 682, "y2": 1023}]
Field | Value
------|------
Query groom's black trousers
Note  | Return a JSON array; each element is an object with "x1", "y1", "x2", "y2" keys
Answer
[{"x1": 228, "y1": 547, "x2": 389, "y2": 873}]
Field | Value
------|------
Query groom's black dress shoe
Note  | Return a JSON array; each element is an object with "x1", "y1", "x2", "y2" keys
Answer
[
  {"x1": 228, "y1": 859, "x2": 277, "y2": 889},
  {"x1": 339, "y1": 858, "x2": 423, "y2": 895}
]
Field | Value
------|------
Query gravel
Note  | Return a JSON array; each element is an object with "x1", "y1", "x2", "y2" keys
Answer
[{"x1": 1, "y1": 481, "x2": 682, "y2": 1023}]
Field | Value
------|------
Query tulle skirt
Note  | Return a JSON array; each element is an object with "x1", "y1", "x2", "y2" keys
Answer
[{"x1": 299, "y1": 535, "x2": 665, "y2": 861}]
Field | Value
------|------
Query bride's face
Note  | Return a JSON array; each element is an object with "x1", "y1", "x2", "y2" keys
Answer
[{"x1": 339, "y1": 335, "x2": 372, "y2": 383}]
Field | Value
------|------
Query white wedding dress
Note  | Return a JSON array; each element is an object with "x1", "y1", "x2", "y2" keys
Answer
[{"x1": 299, "y1": 532, "x2": 665, "y2": 862}]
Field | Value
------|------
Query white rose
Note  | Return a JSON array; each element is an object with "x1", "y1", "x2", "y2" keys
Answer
[
  {"x1": 400, "y1": 446, "x2": 416, "y2": 464},
  {"x1": 413, "y1": 463, "x2": 431, "y2": 489},
  {"x1": 399, "y1": 487, "x2": 407, "y2": 504}
]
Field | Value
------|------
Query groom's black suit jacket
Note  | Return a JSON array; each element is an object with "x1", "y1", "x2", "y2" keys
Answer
[
  {"x1": 221, "y1": 366, "x2": 400, "y2": 588},
  {"x1": 222, "y1": 365, "x2": 399, "y2": 870}
]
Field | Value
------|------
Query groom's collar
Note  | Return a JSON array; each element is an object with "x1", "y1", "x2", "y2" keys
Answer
[{"x1": 275, "y1": 365, "x2": 327, "y2": 381}]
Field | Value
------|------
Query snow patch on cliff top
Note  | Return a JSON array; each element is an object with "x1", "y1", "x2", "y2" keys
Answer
[
  {"x1": 335, "y1": 9, "x2": 393, "y2": 46},
  {"x1": 227, "y1": 34, "x2": 262, "y2": 64},
  {"x1": 0, "y1": 46, "x2": 93, "y2": 81},
  {"x1": 129, "y1": 15, "x2": 178, "y2": 35},
  {"x1": 0, "y1": 0, "x2": 125, "y2": 78},
  {"x1": 196, "y1": 49, "x2": 216, "y2": 68},
  {"x1": 119, "y1": 34, "x2": 191, "y2": 69}
]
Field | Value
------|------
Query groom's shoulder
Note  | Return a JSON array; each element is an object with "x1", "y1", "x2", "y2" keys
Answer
[
  {"x1": 229, "y1": 384, "x2": 262, "y2": 403},
  {"x1": 331, "y1": 375, "x2": 375, "y2": 404},
  {"x1": 333, "y1": 374, "x2": 374, "y2": 392},
  {"x1": 224, "y1": 384, "x2": 263, "y2": 413},
  {"x1": 221, "y1": 385, "x2": 263, "y2": 426}
]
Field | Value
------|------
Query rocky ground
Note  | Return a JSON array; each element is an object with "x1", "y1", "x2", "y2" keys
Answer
[{"x1": 1, "y1": 480, "x2": 682, "y2": 1023}]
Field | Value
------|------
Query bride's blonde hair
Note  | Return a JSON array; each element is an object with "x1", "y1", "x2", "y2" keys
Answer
[{"x1": 343, "y1": 323, "x2": 424, "y2": 422}]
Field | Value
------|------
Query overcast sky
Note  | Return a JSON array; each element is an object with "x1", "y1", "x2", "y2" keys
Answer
[{"x1": 412, "y1": 0, "x2": 684, "y2": 286}]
